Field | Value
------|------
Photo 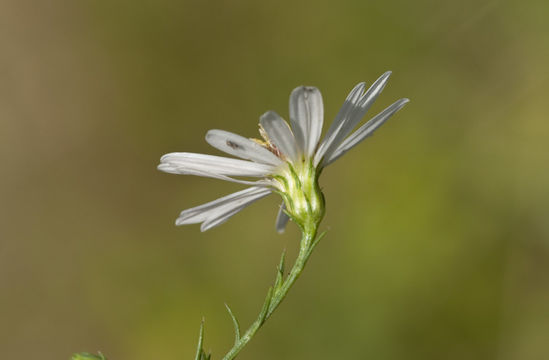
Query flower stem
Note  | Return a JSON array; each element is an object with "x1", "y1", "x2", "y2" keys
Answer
[{"x1": 221, "y1": 224, "x2": 320, "y2": 360}]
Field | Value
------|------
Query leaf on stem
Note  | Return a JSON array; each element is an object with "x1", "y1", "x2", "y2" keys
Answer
[
  {"x1": 306, "y1": 230, "x2": 328, "y2": 259},
  {"x1": 259, "y1": 287, "x2": 274, "y2": 325},
  {"x1": 224, "y1": 303, "x2": 241, "y2": 344},
  {"x1": 274, "y1": 250, "x2": 286, "y2": 291},
  {"x1": 194, "y1": 319, "x2": 211, "y2": 360}
]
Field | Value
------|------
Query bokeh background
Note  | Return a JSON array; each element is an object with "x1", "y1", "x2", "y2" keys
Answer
[{"x1": 2, "y1": 0, "x2": 548, "y2": 359}]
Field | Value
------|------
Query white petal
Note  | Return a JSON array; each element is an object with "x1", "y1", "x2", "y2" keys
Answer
[
  {"x1": 259, "y1": 111, "x2": 299, "y2": 162},
  {"x1": 313, "y1": 82, "x2": 365, "y2": 165},
  {"x1": 315, "y1": 72, "x2": 392, "y2": 166},
  {"x1": 324, "y1": 98, "x2": 409, "y2": 166},
  {"x1": 199, "y1": 188, "x2": 272, "y2": 231},
  {"x1": 175, "y1": 186, "x2": 272, "y2": 228},
  {"x1": 200, "y1": 207, "x2": 244, "y2": 231},
  {"x1": 205, "y1": 129, "x2": 282, "y2": 166},
  {"x1": 160, "y1": 152, "x2": 274, "y2": 177},
  {"x1": 158, "y1": 163, "x2": 271, "y2": 186},
  {"x1": 289, "y1": 86, "x2": 324, "y2": 158},
  {"x1": 347, "y1": 71, "x2": 392, "y2": 128},
  {"x1": 275, "y1": 202, "x2": 290, "y2": 233}
]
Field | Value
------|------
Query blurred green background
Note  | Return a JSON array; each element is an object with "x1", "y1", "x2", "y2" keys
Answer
[{"x1": 2, "y1": 0, "x2": 548, "y2": 359}]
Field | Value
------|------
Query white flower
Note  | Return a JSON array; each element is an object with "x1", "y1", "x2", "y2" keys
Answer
[{"x1": 158, "y1": 71, "x2": 409, "y2": 232}]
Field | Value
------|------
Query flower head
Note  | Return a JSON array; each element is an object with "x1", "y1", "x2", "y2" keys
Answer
[{"x1": 159, "y1": 71, "x2": 409, "y2": 232}]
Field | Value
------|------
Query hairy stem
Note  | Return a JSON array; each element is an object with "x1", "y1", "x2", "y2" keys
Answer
[{"x1": 221, "y1": 224, "x2": 318, "y2": 360}]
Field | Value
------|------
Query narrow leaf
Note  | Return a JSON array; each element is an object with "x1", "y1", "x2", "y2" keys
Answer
[
  {"x1": 274, "y1": 250, "x2": 286, "y2": 291},
  {"x1": 306, "y1": 230, "x2": 328, "y2": 259},
  {"x1": 259, "y1": 287, "x2": 274, "y2": 324},
  {"x1": 224, "y1": 303, "x2": 241, "y2": 344},
  {"x1": 194, "y1": 319, "x2": 206, "y2": 360}
]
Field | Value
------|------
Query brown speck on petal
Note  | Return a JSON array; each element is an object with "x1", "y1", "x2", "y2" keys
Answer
[{"x1": 226, "y1": 140, "x2": 242, "y2": 150}]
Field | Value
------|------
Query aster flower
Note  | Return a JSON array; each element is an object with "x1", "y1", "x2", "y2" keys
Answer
[{"x1": 158, "y1": 71, "x2": 409, "y2": 232}]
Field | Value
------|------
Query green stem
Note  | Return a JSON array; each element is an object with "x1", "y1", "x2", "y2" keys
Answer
[{"x1": 221, "y1": 225, "x2": 318, "y2": 360}]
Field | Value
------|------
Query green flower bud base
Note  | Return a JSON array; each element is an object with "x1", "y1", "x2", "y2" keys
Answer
[{"x1": 274, "y1": 159, "x2": 325, "y2": 231}]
